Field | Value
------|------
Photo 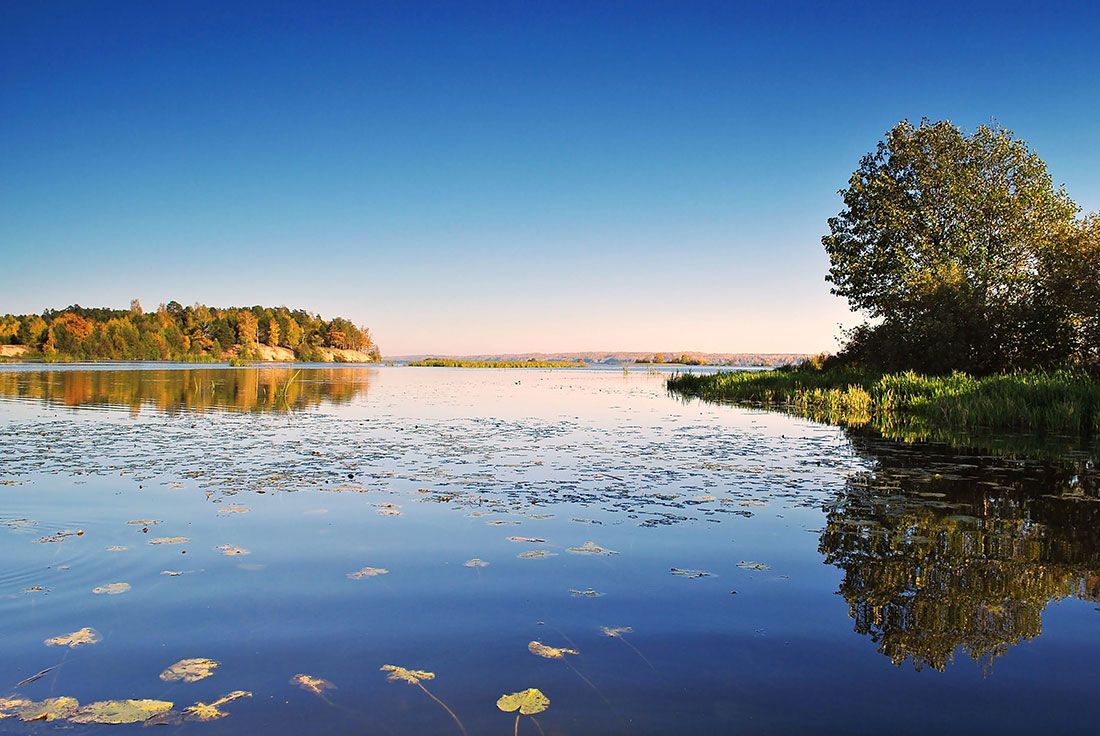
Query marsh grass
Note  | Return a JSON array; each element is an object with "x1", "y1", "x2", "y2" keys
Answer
[
  {"x1": 668, "y1": 367, "x2": 1100, "y2": 442},
  {"x1": 409, "y1": 360, "x2": 582, "y2": 368}
]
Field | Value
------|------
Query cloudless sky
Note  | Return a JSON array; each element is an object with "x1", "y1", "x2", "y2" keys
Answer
[{"x1": 3, "y1": 1, "x2": 1098, "y2": 355}]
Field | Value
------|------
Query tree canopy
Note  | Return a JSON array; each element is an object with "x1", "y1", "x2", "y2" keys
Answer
[
  {"x1": 824, "y1": 119, "x2": 1099, "y2": 374},
  {"x1": 0, "y1": 302, "x2": 380, "y2": 362}
]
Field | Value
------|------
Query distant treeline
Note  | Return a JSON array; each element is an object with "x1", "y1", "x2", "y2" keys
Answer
[
  {"x1": 0, "y1": 300, "x2": 380, "y2": 362},
  {"x1": 409, "y1": 359, "x2": 581, "y2": 368},
  {"x1": 634, "y1": 353, "x2": 708, "y2": 366}
]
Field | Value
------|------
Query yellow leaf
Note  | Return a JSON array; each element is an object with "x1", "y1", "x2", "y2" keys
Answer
[
  {"x1": 70, "y1": 699, "x2": 173, "y2": 724},
  {"x1": 92, "y1": 582, "x2": 130, "y2": 595},
  {"x1": 291, "y1": 674, "x2": 335, "y2": 695},
  {"x1": 45, "y1": 627, "x2": 101, "y2": 648},
  {"x1": 159, "y1": 658, "x2": 220, "y2": 683},
  {"x1": 183, "y1": 690, "x2": 251, "y2": 721},
  {"x1": 380, "y1": 665, "x2": 434, "y2": 684},
  {"x1": 496, "y1": 688, "x2": 549, "y2": 715},
  {"x1": 528, "y1": 641, "x2": 578, "y2": 659}
]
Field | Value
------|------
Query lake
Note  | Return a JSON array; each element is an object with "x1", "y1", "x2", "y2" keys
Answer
[{"x1": 1, "y1": 364, "x2": 1098, "y2": 734}]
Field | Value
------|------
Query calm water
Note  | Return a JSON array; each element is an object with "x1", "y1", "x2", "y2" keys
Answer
[{"x1": 1, "y1": 365, "x2": 1098, "y2": 734}]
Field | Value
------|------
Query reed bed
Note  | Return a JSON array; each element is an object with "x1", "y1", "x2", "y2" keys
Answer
[{"x1": 667, "y1": 367, "x2": 1100, "y2": 437}]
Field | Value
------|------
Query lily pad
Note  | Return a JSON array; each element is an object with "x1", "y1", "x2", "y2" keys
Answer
[
  {"x1": 183, "y1": 690, "x2": 251, "y2": 721},
  {"x1": 670, "y1": 568, "x2": 711, "y2": 578},
  {"x1": 528, "y1": 641, "x2": 578, "y2": 659},
  {"x1": 70, "y1": 699, "x2": 174, "y2": 724},
  {"x1": 160, "y1": 658, "x2": 220, "y2": 682},
  {"x1": 45, "y1": 627, "x2": 101, "y2": 648},
  {"x1": 567, "y1": 541, "x2": 618, "y2": 555},
  {"x1": 106, "y1": 545, "x2": 129, "y2": 551},
  {"x1": 736, "y1": 560, "x2": 770, "y2": 571},
  {"x1": 600, "y1": 626, "x2": 633, "y2": 637},
  {"x1": 15, "y1": 697, "x2": 80, "y2": 722},
  {"x1": 380, "y1": 665, "x2": 435, "y2": 684},
  {"x1": 215, "y1": 544, "x2": 249, "y2": 556},
  {"x1": 218, "y1": 506, "x2": 250, "y2": 514},
  {"x1": 149, "y1": 537, "x2": 189, "y2": 545},
  {"x1": 463, "y1": 558, "x2": 489, "y2": 567},
  {"x1": 0, "y1": 697, "x2": 32, "y2": 719},
  {"x1": 291, "y1": 674, "x2": 335, "y2": 695},
  {"x1": 496, "y1": 688, "x2": 549, "y2": 715},
  {"x1": 508, "y1": 537, "x2": 546, "y2": 543},
  {"x1": 518, "y1": 550, "x2": 557, "y2": 559},
  {"x1": 127, "y1": 519, "x2": 162, "y2": 525},
  {"x1": 347, "y1": 567, "x2": 388, "y2": 579},
  {"x1": 570, "y1": 588, "x2": 604, "y2": 597},
  {"x1": 92, "y1": 582, "x2": 131, "y2": 595}
]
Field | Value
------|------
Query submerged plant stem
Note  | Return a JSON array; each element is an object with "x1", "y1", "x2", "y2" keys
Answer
[{"x1": 417, "y1": 681, "x2": 468, "y2": 736}]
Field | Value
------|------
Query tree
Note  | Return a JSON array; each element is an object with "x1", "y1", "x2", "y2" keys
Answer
[{"x1": 823, "y1": 119, "x2": 1080, "y2": 374}]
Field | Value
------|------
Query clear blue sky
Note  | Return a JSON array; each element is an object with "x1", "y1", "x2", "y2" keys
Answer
[{"x1": 3, "y1": 1, "x2": 1098, "y2": 355}]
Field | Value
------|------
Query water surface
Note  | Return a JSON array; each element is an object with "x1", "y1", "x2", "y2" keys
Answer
[{"x1": 1, "y1": 365, "x2": 1098, "y2": 734}]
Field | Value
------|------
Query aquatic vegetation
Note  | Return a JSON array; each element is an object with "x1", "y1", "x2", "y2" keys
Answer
[
  {"x1": 4, "y1": 696, "x2": 79, "y2": 722},
  {"x1": 160, "y1": 658, "x2": 220, "y2": 682},
  {"x1": 508, "y1": 536, "x2": 546, "y2": 543},
  {"x1": 347, "y1": 566, "x2": 388, "y2": 579},
  {"x1": 567, "y1": 541, "x2": 618, "y2": 555},
  {"x1": 70, "y1": 699, "x2": 174, "y2": 724},
  {"x1": 149, "y1": 536, "x2": 190, "y2": 545},
  {"x1": 601, "y1": 626, "x2": 653, "y2": 668},
  {"x1": 183, "y1": 690, "x2": 252, "y2": 721},
  {"x1": 215, "y1": 544, "x2": 249, "y2": 555},
  {"x1": 518, "y1": 550, "x2": 557, "y2": 559},
  {"x1": 218, "y1": 506, "x2": 250, "y2": 514},
  {"x1": 381, "y1": 665, "x2": 467, "y2": 736},
  {"x1": 496, "y1": 688, "x2": 549, "y2": 736},
  {"x1": 463, "y1": 558, "x2": 489, "y2": 567},
  {"x1": 92, "y1": 582, "x2": 131, "y2": 594},
  {"x1": 736, "y1": 560, "x2": 771, "y2": 570},
  {"x1": 45, "y1": 627, "x2": 101, "y2": 648},
  {"x1": 570, "y1": 588, "x2": 603, "y2": 597},
  {"x1": 35, "y1": 529, "x2": 82, "y2": 543},
  {"x1": 292, "y1": 674, "x2": 335, "y2": 696},
  {"x1": 528, "y1": 641, "x2": 578, "y2": 659},
  {"x1": 670, "y1": 568, "x2": 712, "y2": 578},
  {"x1": 668, "y1": 367, "x2": 1100, "y2": 444}
]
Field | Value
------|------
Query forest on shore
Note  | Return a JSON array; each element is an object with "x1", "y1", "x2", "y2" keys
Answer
[{"x1": 0, "y1": 300, "x2": 380, "y2": 363}]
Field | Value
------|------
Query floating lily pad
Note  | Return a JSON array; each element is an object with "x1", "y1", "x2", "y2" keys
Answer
[
  {"x1": 15, "y1": 697, "x2": 80, "y2": 722},
  {"x1": 218, "y1": 507, "x2": 249, "y2": 514},
  {"x1": 568, "y1": 541, "x2": 618, "y2": 555},
  {"x1": 106, "y1": 545, "x2": 129, "y2": 551},
  {"x1": 149, "y1": 537, "x2": 189, "y2": 545},
  {"x1": 508, "y1": 536, "x2": 546, "y2": 543},
  {"x1": 347, "y1": 567, "x2": 388, "y2": 579},
  {"x1": 215, "y1": 544, "x2": 249, "y2": 556},
  {"x1": 570, "y1": 588, "x2": 604, "y2": 597},
  {"x1": 292, "y1": 674, "x2": 335, "y2": 695},
  {"x1": 496, "y1": 688, "x2": 549, "y2": 715},
  {"x1": 45, "y1": 627, "x2": 101, "y2": 648},
  {"x1": 380, "y1": 665, "x2": 435, "y2": 684},
  {"x1": 518, "y1": 550, "x2": 557, "y2": 559},
  {"x1": 160, "y1": 658, "x2": 220, "y2": 682},
  {"x1": 35, "y1": 529, "x2": 83, "y2": 543},
  {"x1": 736, "y1": 560, "x2": 771, "y2": 571},
  {"x1": 600, "y1": 626, "x2": 633, "y2": 637},
  {"x1": 128, "y1": 520, "x2": 162, "y2": 525},
  {"x1": 528, "y1": 641, "x2": 578, "y2": 659},
  {"x1": 161, "y1": 570, "x2": 184, "y2": 576},
  {"x1": 463, "y1": 558, "x2": 489, "y2": 567},
  {"x1": 0, "y1": 697, "x2": 32, "y2": 719},
  {"x1": 183, "y1": 690, "x2": 251, "y2": 721},
  {"x1": 70, "y1": 699, "x2": 174, "y2": 724},
  {"x1": 670, "y1": 568, "x2": 711, "y2": 578},
  {"x1": 92, "y1": 582, "x2": 131, "y2": 595}
]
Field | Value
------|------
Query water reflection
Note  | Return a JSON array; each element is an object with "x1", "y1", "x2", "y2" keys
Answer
[
  {"x1": 823, "y1": 430, "x2": 1100, "y2": 671},
  {"x1": 0, "y1": 367, "x2": 370, "y2": 414}
]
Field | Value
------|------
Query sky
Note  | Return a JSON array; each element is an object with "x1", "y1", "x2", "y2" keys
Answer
[{"x1": 2, "y1": 1, "x2": 1098, "y2": 356}]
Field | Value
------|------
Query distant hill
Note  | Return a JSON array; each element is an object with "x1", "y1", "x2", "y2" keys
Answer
[{"x1": 386, "y1": 351, "x2": 810, "y2": 366}]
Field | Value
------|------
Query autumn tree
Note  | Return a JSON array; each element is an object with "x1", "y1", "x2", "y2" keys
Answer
[{"x1": 824, "y1": 119, "x2": 1083, "y2": 374}]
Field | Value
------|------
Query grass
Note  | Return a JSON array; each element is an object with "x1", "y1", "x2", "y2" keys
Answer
[
  {"x1": 667, "y1": 366, "x2": 1100, "y2": 442},
  {"x1": 408, "y1": 359, "x2": 582, "y2": 368}
]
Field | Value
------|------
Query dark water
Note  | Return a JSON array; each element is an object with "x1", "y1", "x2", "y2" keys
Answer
[{"x1": 1, "y1": 365, "x2": 1098, "y2": 734}]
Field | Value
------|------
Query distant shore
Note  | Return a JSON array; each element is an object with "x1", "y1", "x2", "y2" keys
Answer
[{"x1": 0, "y1": 344, "x2": 378, "y2": 364}]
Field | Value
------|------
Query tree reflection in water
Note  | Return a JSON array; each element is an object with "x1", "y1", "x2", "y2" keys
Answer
[
  {"x1": 822, "y1": 430, "x2": 1100, "y2": 672},
  {"x1": 0, "y1": 367, "x2": 370, "y2": 414}
]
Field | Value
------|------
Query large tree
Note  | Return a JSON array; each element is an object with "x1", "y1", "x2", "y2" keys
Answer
[{"x1": 823, "y1": 119, "x2": 1081, "y2": 374}]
